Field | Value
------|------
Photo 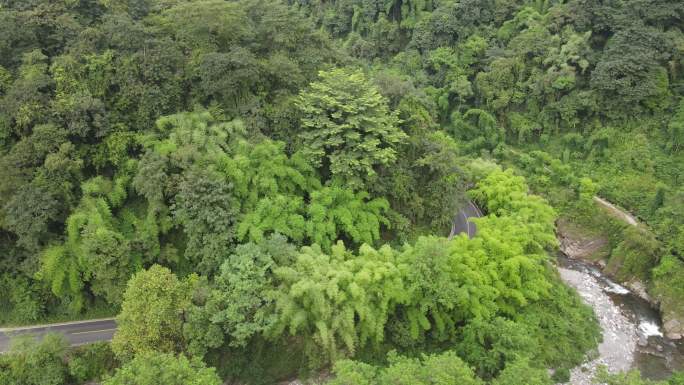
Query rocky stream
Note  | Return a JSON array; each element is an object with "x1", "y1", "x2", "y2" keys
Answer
[{"x1": 557, "y1": 254, "x2": 684, "y2": 384}]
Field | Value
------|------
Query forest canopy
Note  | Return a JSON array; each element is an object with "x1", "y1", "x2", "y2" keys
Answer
[{"x1": 0, "y1": 0, "x2": 683, "y2": 384}]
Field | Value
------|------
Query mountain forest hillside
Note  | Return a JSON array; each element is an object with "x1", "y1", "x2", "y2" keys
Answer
[{"x1": 0, "y1": 0, "x2": 683, "y2": 384}]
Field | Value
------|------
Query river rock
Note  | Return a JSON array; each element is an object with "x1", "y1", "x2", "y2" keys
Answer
[
  {"x1": 624, "y1": 280, "x2": 657, "y2": 306},
  {"x1": 637, "y1": 336, "x2": 648, "y2": 347},
  {"x1": 663, "y1": 318, "x2": 683, "y2": 340},
  {"x1": 558, "y1": 266, "x2": 637, "y2": 385}
]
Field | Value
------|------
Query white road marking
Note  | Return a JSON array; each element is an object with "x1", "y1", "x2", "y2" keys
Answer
[
  {"x1": 0, "y1": 318, "x2": 116, "y2": 333},
  {"x1": 461, "y1": 212, "x2": 470, "y2": 237},
  {"x1": 469, "y1": 201, "x2": 483, "y2": 217},
  {"x1": 70, "y1": 328, "x2": 116, "y2": 335}
]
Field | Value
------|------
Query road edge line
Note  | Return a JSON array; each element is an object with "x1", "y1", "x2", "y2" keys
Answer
[{"x1": 0, "y1": 317, "x2": 116, "y2": 333}]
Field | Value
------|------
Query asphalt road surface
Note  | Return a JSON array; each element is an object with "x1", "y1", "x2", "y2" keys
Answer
[
  {"x1": 0, "y1": 318, "x2": 116, "y2": 353},
  {"x1": 449, "y1": 200, "x2": 484, "y2": 239}
]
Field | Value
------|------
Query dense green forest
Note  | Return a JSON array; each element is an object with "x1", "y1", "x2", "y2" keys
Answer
[{"x1": 0, "y1": 0, "x2": 683, "y2": 384}]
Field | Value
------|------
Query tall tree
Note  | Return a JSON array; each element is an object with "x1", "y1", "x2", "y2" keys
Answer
[
  {"x1": 111, "y1": 265, "x2": 195, "y2": 361},
  {"x1": 297, "y1": 68, "x2": 406, "y2": 188},
  {"x1": 183, "y1": 235, "x2": 296, "y2": 357}
]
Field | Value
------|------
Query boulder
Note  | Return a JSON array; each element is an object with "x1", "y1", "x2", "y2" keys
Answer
[
  {"x1": 625, "y1": 280, "x2": 657, "y2": 307},
  {"x1": 663, "y1": 317, "x2": 683, "y2": 340}
]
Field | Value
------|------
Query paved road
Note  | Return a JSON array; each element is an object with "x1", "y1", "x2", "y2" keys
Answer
[
  {"x1": 0, "y1": 318, "x2": 116, "y2": 353},
  {"x1": 449, "y1": 200, "x2": 483, "y2": 239}
]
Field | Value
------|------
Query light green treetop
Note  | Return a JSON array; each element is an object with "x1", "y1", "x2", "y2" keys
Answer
[
  {"x1": 103, "y1": 352, "x2": 221, "y2": 385},
  {"x1": 111, "y1": 265, "x2": 196, "y2": 361}
]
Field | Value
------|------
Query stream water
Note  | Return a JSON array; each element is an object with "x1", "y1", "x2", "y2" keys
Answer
[{"x1": 557, "y1": 254, "x2": 684, "y2": 383}]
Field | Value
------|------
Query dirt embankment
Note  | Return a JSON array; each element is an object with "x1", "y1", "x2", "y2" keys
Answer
[{"x1": 556, "y1": 219, "x2": 610, "y2": 262}]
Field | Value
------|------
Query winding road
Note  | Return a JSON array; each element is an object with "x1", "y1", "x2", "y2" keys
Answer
[
  {"x1": 0, "y1": 202, "x2": 484, "y2": 353},
  {"x1": 449, "y1": 200, "x2": 484, "y2": 239},
  {"x1": 0, "y1": 318, "x2": 116, "y2": 353}
]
